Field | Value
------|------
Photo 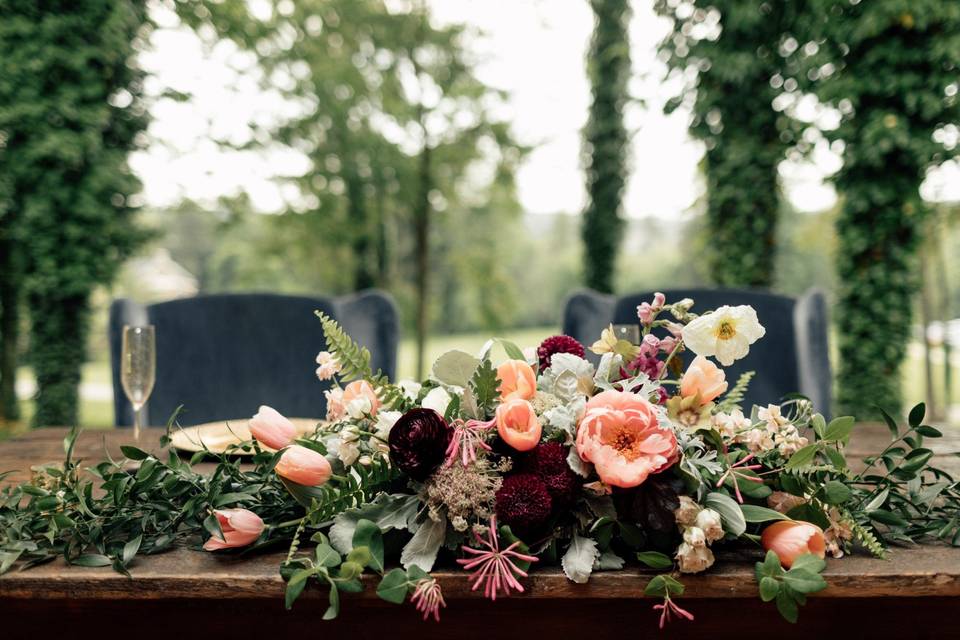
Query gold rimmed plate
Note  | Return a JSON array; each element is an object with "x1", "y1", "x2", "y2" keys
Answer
[{"x1": 168, "y1": 418, "x2": 321, "y2": 455}]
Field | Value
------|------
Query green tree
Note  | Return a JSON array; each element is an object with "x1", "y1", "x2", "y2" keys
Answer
[
  {"x1": 655, "y1": 1, "x2": 798, "y2": 287},
  {"x1": 797, "y1": 1, "x2": 960, "y2": 417},
  {"x1": 582, "y1": 0, "x2": 631, "y2": 293},
  {"x1": 0, "y1": 2, "x2": 151, "y2": 426},
  {"x1": 0, "y1": 165, "x2": 21, "y2": 422}
]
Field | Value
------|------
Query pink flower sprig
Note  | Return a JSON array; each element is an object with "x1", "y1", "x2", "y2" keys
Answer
[
  {"x1": 653, "y1": 595, "x2": 695, "y2": 629},
  {"x1": 444, "y1": 418, "x2": 495, "y2": 468},
  {"x1": 410, "y1": 577, "x2": 446, "y2": 622},
  {"x1": 456, "y1": 516, "x2": 538, "y2": 601},
  {"x1": 716, "y1": 451, "x2": 764, "y2": 503}
]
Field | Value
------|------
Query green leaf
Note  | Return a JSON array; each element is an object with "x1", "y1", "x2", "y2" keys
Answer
[
  {"x1": 775, "y1": 590, "x2": 799, "y2": 623},
  {"x1": 72, "y1": 554, "x2": 112, "y2": 567},
  {"x1": 285, "y1": 569, "x2": 312, "y2": 610},
  {"x1": 468, "y1": 358, "x2": 500, "y2": 419},
  {"x1": 122, "y1": 534, "x2": 142, "y2": 565},
  {"x1": 785, "y1": 444, "x2": 819, "y2": 470},
  {"x1": 863, "y1": 488, "x2": 890, "y2": 512},
  {"x1": 869, "y1": 509, "x2": 909, "y2": 527},
  {"x1": 314, "y1": 543, "x2": 342, "y2": 568},
  {"x1": 636, "y1": 551, "x2": 674, "y2": 570},
  {"x1": 644, "y1": 574, "x2": 685, "y2": 598},
  {"x1": 352, "y1": 519, "x2": 385, "y2": 573},
  {"x1": 899, "y1": 448, "x2": 934, "y2": 473},
  {"x1": 495, "y1": 338, "x2": 527, "y2": 361},
  {"x1": 821, "y1": 480, "x2": 852, "y2": 505},
  {"x1": 908, "y1": 403, "x2": 926, "y2": 428},
  {"x1": 759, "y1": 576, "x2": 780, "y2": 602},
  {"x1": 705, "y1": 491, "x2": 746, "y2": 536},
  {"x1": 120, "y1": 445, "x2": 150, "y2": 461},
  {"x1": 202, "y1": 512, "x2": 224, "y2": 542},
  {"x1": 323, "y1": 581, "x2": 340, "y2": 620},
  {"x1": 783, "y1": 569, "x2": 828, "y2": 594},
  {"x1": 561, "y1": 532, "x2": 599, "y2": 584},
  {"x1": 823, "y1": 416, "x2": 855, "y2": 442},
  {"x1": 740, "y1": 504, "x2": 791, "y2": 523},
  {"x1": 431, "y1": 350, "x2": 481, "y2": 387},
  {"x1": 377, "y1": 568, "x2": 409, "y2": 604},
  {"x1": 810, "y1": 414, "x2": 826, "y2": 439},
  {"x1": 916, "y1": 425, "x2": 942, "y2": 437},
  {"x1": 878, "y1": 407, "x2": 900, "y2": 439},
  {"x1": 824, "y1": 446, "x2": 847, "y2": 470},
  {"x1": 756, "y1": 550, "x2": 783, "y2": 579},
  {"x1": 790, "y1": 553, "x2": 826, "y2": 574}
]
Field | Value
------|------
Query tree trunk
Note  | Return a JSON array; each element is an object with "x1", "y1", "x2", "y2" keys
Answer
[
  {"x1": 0, "y1": 239, "x2": 20, "y2": 422},
  {"x1": 29, "y1": 293, "x2": 88, "y2": 427}
]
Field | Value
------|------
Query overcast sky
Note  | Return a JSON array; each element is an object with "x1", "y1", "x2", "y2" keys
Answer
[{"x1": 131, "y1": 0, "x2": 958, "y2": 219}]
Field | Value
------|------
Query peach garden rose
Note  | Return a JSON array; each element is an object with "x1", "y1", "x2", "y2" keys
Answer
[{"x1": 575, "y1": 390, "x2": 679, "y2": 488}]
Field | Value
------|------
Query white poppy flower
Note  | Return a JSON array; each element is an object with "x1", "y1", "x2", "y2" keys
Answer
[{"x1": 682, "y1": 305, "x2": 766, "y2": 366}]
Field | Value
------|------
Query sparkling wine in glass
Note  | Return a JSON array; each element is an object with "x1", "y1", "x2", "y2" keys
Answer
[
  {"x1": 612, "y1": 323, "x2": 641, "y2": 345},
  {"x1": 121, "y1": 325, "x2": 156, "y2": 440}
]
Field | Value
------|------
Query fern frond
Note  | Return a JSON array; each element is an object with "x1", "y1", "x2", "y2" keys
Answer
[
  {"x1": 851, "y1": 519, "x2": 887, "y2": 559},
  {"x1": 316, "y1": 311, "x2": 407, "y2": 410},
  {"x1": 717, "y1": 371, "x2": 755, "y2": 413}
]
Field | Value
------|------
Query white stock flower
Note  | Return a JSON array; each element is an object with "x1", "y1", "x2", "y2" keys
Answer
[
  {"x1": 677, "y1": 542, "x2": 715, "y2": 574},
  {"x1": 346, "y1": 396, "x2": 373, "y2": 419},
  {"x1": 674, "y1": 496, "x2": 701, "y2": 527},
  {"x1": 374, "y1": 410, "x2": 402, "y2": 440},
  {"x1": 712, "y1": 410, "x2": 751, "y2": 442},
  {"x1": 397, "y1": 380, "x2": 423, "y2": 403},
  {"x1": 421, "y1": 386, "x2": 452, "y2": 415},
  {"x1": 695, "y1": 508, "x2": 724, "y2": 543},
  {"x1": 682, "y1": 305, "x2": 766, "y2": 366},
  {"x1": 315, "y1": 351, "x2": 342, "y2": 381},
  {"x1": 683, "y1": 526, "x2": 706, "y2": 547}
]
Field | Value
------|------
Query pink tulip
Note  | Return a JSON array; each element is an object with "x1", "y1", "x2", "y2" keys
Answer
[
  {"x1": 275, "y1": 445, "x2": 333, "y2": 486},
  {"x1": 495, "y1": 398, "x2": 542, "y2": 452},
  {"x1": 203, "y1": 508, "x2": 265, "y2": 551},
  {"x1": 761, "y1": 520, "x2": 826, "y2": 568},
  {"x1": 249, "y1": 405, "x2": 297, "y2": 450}
]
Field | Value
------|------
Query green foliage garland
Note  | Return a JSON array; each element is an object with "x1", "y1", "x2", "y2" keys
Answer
[{"x1": 582, "y1": 0, "x2": 631, "y2": 294}]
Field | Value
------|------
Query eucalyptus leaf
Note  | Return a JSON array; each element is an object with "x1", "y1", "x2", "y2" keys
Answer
[{"x1": 431, "y1": 350, "x2": 480, "y2": 387}]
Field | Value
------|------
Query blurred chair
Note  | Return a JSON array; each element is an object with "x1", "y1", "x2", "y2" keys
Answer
[
  {"x1": 109, "y1": 290, "x2": 398, "y2": 427},
  {"x1": 563, "y1": 288, "x2": 831, "y2": 415}
]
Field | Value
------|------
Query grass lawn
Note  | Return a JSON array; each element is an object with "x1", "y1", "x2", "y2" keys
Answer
[{"x1": 2, "y1": 327, "x2": 957, "y2": 440}]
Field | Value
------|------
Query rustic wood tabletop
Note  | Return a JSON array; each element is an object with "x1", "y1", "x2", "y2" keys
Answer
[{"x1": 2, "y1": 425, "x2": 960, "y2": 639}]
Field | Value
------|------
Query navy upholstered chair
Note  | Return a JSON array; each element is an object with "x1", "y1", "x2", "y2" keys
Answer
[
  {"x1": 562, "y1": 288, "x2": 832, "y2": 416},
  {"x1": 109, "y1": 291, "x2": 398, "y2": 427}
]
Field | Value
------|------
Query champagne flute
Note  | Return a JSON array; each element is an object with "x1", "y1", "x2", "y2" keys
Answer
[
  {"x1": 612, "y1": 323, "x2": 641, "y2": 345},
  {"x1": 121, "y1": 325, "x2": 156, "y2": 440}
]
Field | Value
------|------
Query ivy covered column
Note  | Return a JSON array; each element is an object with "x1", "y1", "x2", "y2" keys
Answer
[
  {"x1": 581, "y1": 0, "x2": 631, "y2": 294},
  {"x1": 799, "y1": 3, "x2": 960, "y2": 417}
]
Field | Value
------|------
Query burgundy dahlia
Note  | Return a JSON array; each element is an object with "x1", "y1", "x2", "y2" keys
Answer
[
  {"x1": 521, "y1": 442, "x2": 580, "y2": 507},
  {"x1": 495, "y1": 473, "x2": 552, "y2": 537},
  {"x1": 388, "y1": 408, "x2": 452, "y2": 481},
  {"x1": 536, "y1": 334, "x2": 586, "y2": 371}
]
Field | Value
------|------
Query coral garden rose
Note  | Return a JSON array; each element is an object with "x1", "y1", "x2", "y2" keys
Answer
[
  {"x1": 495, "y1": 398, "x2": 542, "y2": 452},
  {"x1": 497, "y1": 359, "x2": 537, "y2": 401},
  {"x1": 388, "y1": 408, "x2": 452, "y2": 481},
  {"x1": 203, "y1": 508, "x2": 265, "y2": 551},
  {"x1": 761, "y1": 520, "x2": 826, "y2": 568},
  {"x1": 342, "y1": 380, "x2": 380, "y2": 417},
  {"x1": 575, "y1": 390, "x2": 679, "y2": 488},
  {"x1": 249, "y1": 405, "x2": 298, "y2": 450},
  {"x1": 680, "y1": 356, "x2": 728, "y2": 404},
  {"x1": 275, "y1": 445, "x2": 333, "y2": 486}
]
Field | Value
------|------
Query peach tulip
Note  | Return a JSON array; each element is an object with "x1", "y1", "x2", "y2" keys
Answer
[
  {"x1": 203, "y1": 508, "x2": 265, "y2": 551},
  {"x1": 576, "y1": 390, "x2": 678, "y2": 488},
  {"x1": 496, "y1": 398, "x2": 542, "y2": 452},
  {"x1": 342, "y1": 380, "x2": 380, "y2": 417},
  {"x1": 275, "y1": 445, "x2": 333, "y2": 486},
  {"x1": 761, "y1": 520, "x2": 826, "y2": 568},
  {"x1": 680, "y1": 356, "x2": 728, "y2": 404},
  {"x1": 497, "y1": 359, "x2": 537, "y2": 402},
  {"x1": 249, "y1": 405, "x2": 297, "y2": 450}
]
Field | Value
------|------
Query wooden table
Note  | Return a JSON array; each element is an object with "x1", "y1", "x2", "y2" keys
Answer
[{"x1": 2, "y1": 426, "x2": 960, "y2": 639}]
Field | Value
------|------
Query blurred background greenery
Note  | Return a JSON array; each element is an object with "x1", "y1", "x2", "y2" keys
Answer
[{"x1": 1, "y1": 0, "x2": 958, "y2": 434}]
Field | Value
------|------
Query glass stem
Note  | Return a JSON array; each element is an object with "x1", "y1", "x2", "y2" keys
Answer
[{"x1": 133, "y1": 405, "x2": 144, "y2": 440}]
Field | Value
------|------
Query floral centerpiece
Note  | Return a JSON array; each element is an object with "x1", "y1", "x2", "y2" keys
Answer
[{"x1": 2, "y1": 294, "x2": 958, "y2": 628}]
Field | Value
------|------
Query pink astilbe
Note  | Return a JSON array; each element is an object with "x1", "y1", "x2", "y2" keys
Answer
[
  {"x1": 456, "y1": 516, "x2": 538, "y2": 601},
  {"x1": 653, "y1": 595, "x2": 695, "y2": 629},
  {"x1": 410, "y1": 577, "x2": 446, "y2": 622},
  {"x1": 444, "y1": 418, "x2": 494, "y2": 468}
]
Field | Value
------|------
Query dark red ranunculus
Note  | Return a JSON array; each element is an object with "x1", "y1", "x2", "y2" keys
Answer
[
  {"x1": 536, "y1": 334, "x2": 586, "y2": 371},
  {"x1": 388, "y1": 408, "x2": 452, "y2": 481}
]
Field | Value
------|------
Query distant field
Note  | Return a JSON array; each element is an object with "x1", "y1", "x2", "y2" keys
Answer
[{"x1": 2, "y1": 329, "x2": 957, "y2": 439}]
